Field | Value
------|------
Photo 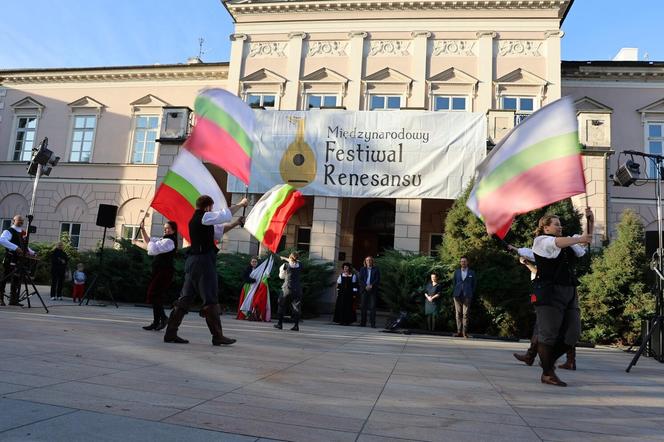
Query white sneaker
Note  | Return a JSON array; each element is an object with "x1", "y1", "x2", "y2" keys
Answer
[
  {"x1": 50, "y1": 296, "x2": 56, "y2": 300},
  {"x1": 57, "y1": 297, "x2": 63, "y2": 300}
]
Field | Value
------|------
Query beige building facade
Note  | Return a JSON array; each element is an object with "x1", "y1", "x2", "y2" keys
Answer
[{"x1": 14, "y1": 0, "x2": 660, "y2": 278}]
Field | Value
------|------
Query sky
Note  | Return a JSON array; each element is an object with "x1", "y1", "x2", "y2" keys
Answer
[{"x1": 0, "y1": 0, "x2": 662, "y2": 70}]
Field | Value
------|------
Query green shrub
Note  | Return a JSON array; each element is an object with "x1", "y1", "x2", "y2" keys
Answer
[
  {"x1": 579, "y1": 209, "x2": 654, "y2": 345},
  {"x1": 440, "y1": 183, "x2": 584, "y2": 337},
  {"x1": 374, "y1": 250, "x2": 444, "y2": 328}
]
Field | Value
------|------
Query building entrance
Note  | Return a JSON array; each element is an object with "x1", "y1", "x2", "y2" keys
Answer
[{"x1": 352, "y1": 201, "x2": 395, "y2": 270}]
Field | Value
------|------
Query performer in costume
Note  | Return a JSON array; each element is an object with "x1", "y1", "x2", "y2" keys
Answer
[
  {"x1": 0, "y1": 215, "x2": 36, "y2": 306},
  {"x1": 531, "y1": 208, "x2": 592, "y2": 386},
  {"x1": 333, "y1": 262, "x2": 358, "y2": 325},
  {"x1": 275, "y1": 252, "x2": 302, "y2": 331},
  {"x1": 164, "y1": 195, "x2": 248, "y2": 346},
  {"x1": 138, "y1": 220, "x2": 178, "y2": 331},
  {"x1": 237, "y1": 257, "x2": 258, "y2": 319},
  {"x1": 509, "y1": 246, "x2": 539, "y2": 366}
]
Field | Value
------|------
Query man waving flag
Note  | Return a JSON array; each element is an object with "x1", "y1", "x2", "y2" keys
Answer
[{"x1": 467, "y1": 96, "x2": 585, "y2": 238}]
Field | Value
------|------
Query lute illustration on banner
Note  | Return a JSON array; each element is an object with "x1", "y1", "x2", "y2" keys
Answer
[{"x1": 279, "y1": 117, "x2": 316, "y2": 188}]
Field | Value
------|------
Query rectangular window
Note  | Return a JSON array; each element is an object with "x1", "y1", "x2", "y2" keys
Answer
[
  {"x1": 502, "y1": 96, "x2": 536, "y2": 125},
  {"x1": 296, "y1": 227, "x2": 311, "y2": 253},
  {"x1": 429, "y1": 234, "x2": 443, "y2": 257},
  {"x1": 61, "y1": 222, "x2": 81, "y2": 249},
  {"x1": 1, "y1": 219, "x2": 11, "y2": 231},
  {"x1": 647, "y1": 122, "x2": 664, "y2": 177},
  {"x1": 307, "y1": 94, "x2": 338, "y2": 109},
  {"x1": 121, "y1": 224, "x2": 141, "y2": 241},
  {"x1": 434, "y1": 96, "x2": 467, "y2": 111},
  {"x1": 70, "y1": 115, "x2": 96, "y2": 162},
  {"x1": 369, "y1": 95, "x2": 401, "y2": 110},
  {"x1": 501, "y1": 96, "x2": 535, "y2": 113},
  {"x1": 131, "y1": 115, "x2": 159, "y2": 164},
  {"x1": 13, "y1": 116, "x2": 38, "y2": 161},
  {"x1": 246, "y1": 94, "x2": 276, "y2": 109}
]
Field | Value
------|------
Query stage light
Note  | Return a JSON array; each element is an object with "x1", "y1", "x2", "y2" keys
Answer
[
  {"x1": 613, "y1": 160, "x2": 640, "y2": 187},
  {"x1": 27, "y1": 137, "x2": 60, "y2": 176}
]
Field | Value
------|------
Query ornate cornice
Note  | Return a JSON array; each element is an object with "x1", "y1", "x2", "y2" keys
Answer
[
  {"x1": 0, "y1": 65, "x2": 229, "y2": 84},
  {"x1": 248, "y1": 41, "x2": 288, "y2": 58},
  {"x1": 498, "y1": 40, "x2": 543, "y2": 57},
  {"x1": 226, "y1": 1, "x2": 571, "y2": 18},
  {"x1": 369, "y1": 40, "x2": 411, "y2": 56},
  {"x1": 432, "y1": 40, "x2": 476, "y2": 56},
  {"x1": 307, "y1": 41, "x2": 348, "y2": 57}
]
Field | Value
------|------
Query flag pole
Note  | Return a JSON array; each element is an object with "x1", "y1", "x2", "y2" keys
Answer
[
  {"x1": 134, "y1": 207, "x2": 152, "y2": 241},
  {"x1": 240, "y1": 185, "x2": 249, "y2": 227}
]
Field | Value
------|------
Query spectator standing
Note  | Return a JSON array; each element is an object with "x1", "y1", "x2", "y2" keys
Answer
[
  {"x1": 452, "y1": 256, "x2": 476, "y2": 338},
  {"x1": 50, "y1": 242, "x2": 68, "y2": 301}
]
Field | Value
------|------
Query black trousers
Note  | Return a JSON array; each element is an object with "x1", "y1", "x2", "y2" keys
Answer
[
  {"x1": 278, "y1": 289, "x2": 302, "y2": 323},
  {"x1": 535, "y1": 285, "x2": 580, "y2": 347},
  {"x1": 50, "y1": 269, "x2": 65, "y2": 298},
  {"x1": 175, "y1": 252, "x2": 218, "y2": 310},
  {"x1": 1, "y1": 259, "x2": 21, "y2": 302},
  {"x1": 360, "y1": 288, "x2": 377, "y2": 327}
]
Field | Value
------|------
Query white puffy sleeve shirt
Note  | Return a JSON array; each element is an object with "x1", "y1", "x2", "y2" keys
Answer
[
  {"x1": 147, "y1": 238, "x2": 175, "y2": 256},
  {"x1": 532, "y1": 235, "x2": 586, "y2": 259}
]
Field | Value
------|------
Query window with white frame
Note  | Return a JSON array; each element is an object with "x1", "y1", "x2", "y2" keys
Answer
[
  {"x1": 647, "y1": 122, "x2": 664, "y2": 177},
  {"x1": 369, "y1": 95, "x2": 401, "y2": 111},
  {"x1": 433, "y1": 96, "x2": 467, "y2": 112},
  {"x1": 12, "y1": 116, "x2": 38, "y2": 161},
  {"x1": 501, "y1": 96, "x2": 536, "y2": 125},
  {"x1": 121, "y1": 224, "x2": 141, "y2": 242},
  {"x1": 61, "y1": 222, "x2": 81, "y2": 249},
  {"x1": 246, "y1": 94, "x2": 276, "y2": 109},
  {"x1": 70, "y1": 115, "x2": 96, "y2": 162},
  {"x1": 131, "y1": 115, "x2": 159, "y2": 164},
  {"x1": 306, "y1": 94, "x2": 338, "y2": 109},
  {"x1": 1, "y1": 219, "x2": 12, "y2": 231}
]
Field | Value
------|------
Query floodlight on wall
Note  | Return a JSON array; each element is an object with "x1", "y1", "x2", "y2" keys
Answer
[
  {"x1": 27, "y1": 137, "x2": 60, "y2": 176},
  {"x1": 613, "y1": 159, "x2": 641, "y2": 187},
  {"x1": 157, "y1": 107, "x2": 191, "y2": 143}
]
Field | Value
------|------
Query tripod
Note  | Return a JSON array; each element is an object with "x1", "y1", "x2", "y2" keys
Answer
[
  {"x1": 0, "y1": 253, "x2": 49, "y2": 313},
  {"x1": 78, "y1": 226, "x2": 119, "y2": 308},
  {"x1": 626, "y1": 151, "x2": 664, "y2": 372}
]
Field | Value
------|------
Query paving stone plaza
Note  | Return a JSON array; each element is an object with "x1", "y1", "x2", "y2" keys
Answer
[{"x1": 0, "y1": 295, "x2": 663, "y2": 442}]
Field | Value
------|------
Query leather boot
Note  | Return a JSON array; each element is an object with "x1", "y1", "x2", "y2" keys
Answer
[
  {"x1": 204, "y1": 304, "x2": 236, "y2": 346},
  {"x1": 513, "y1": 336, "x2": 538, "y2": 366},
  {"x1": 538, "y1": 343, "x2": 567, "y2": 387},
  {"x1": 143, "y1": 305, "x2": 160, "y2": 330},
  {"x1": 164, "y1": 307, "x2": 189, "y2": 344},
  {"x1": 274, "y1": 312, "x2": 283, "y2": 329},
  {"x1": 558, "y1": 347, "x2": 576, "y2": 370}
]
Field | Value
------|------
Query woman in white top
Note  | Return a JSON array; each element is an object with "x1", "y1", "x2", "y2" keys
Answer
[
  {"x1": 531, "y1": 209, "x2": 592, "y2": 387},
  {"x1": 139, "y1": 220, "x2": 178, "y2": 331}
]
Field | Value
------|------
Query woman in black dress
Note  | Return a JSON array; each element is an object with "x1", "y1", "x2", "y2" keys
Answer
[
  {"x1": 333, "y1": 262, "x2": 358, "y2": 325},
  {"x1": 423, "y1": 272, "x2": 443, "y2": 331}
]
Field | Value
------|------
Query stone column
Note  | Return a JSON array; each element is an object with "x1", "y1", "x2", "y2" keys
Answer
[
  {"x1": 394, "y1": 199, "x2": 422, "y2": 252},
  {"x1": 410, "y1": 31, "x2": 431, "y2": 109},
  {"x1": 346, "y1": 31, "x2": 368, "y2": 110},
  {"x1": 227, "y1": 33, "x2": 248, "y2": 96},
  {"x1": 544, "y1": 30, "x2": 564, "y2": 102},
  {"x1": 476, "y1": 31, "x2": 497, "y2": 111},
  {"x1": 310, "y1": 196, "x2": 341, "y2": 311},
  {"x1": 282, "y1": 32, "x2": 307, "y2": 110},
  {"x1": 150, "y1": 144, "x2": 180, "y2": 238}
]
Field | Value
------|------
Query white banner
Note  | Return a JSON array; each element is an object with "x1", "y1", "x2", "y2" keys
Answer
[{"x1": 228, "y1": 110, "x2": 486, "y2": 199}]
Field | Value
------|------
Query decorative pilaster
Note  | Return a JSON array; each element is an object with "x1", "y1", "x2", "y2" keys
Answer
[
  {"x1": 544, "y1": 30, "x2": 564, "y2": 102},
  {"x1": 410, "y1": 31, "x2": 431, "y2": 109},
  {"x1": 282, "y1": 32, "x2": 308, "y2": 110},
  {"x1": 228, "y1": 33, "x2": 248, "y2": 97},
  {"x1": 476, "y1": 31, "x2": 497, "y2": 111},
  {"x1": 347, "y1": 31, "x2": 368, "y2": 110},
  {"x1": 394, "y1": 199, "x2": 422, "y2": 252}
]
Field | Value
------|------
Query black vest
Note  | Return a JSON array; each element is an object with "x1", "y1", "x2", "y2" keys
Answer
[
  {"x1": 282, "y1": 263, "x2": 302, "y2": 293},
  {"x1": 534, "y1": 235, "x2": 578, "y2": 287},
  {"x1": 152, "y1": 233, "x2": 177, "y2": 271},
  {"x1": 188, "y1": 210, "x2": 216, "y2": 255},
  {"x1": 3, "y1": 228, "x2": 23, "y2": 263}
]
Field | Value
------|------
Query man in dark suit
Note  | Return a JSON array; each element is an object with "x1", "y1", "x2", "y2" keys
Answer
[
  {"x1": 452, "y1": 256, "x2": 476, "y2": 338},
  {"x1": 358, "y1": 256, "x2": 381, "y2": 328}
]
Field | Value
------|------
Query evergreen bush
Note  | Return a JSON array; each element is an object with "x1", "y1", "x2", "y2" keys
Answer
[{"x1": 579, "y1": 209, "x2": 654, "y2": 345}]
